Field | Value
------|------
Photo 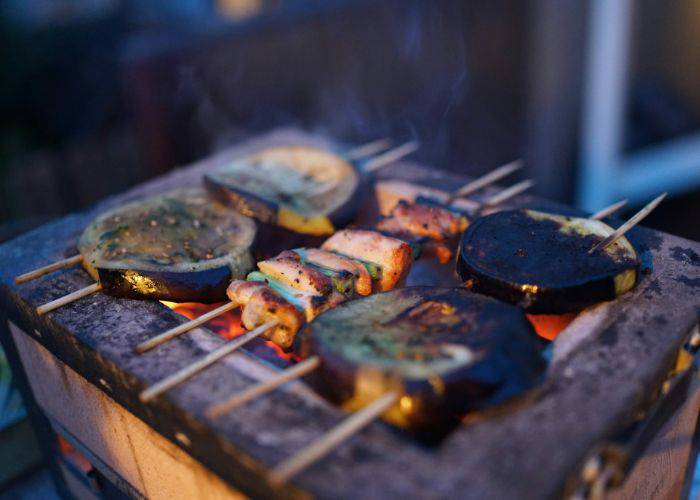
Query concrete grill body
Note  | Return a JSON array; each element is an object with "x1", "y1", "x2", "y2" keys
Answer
[{"x1": 0, "y1": 130, "x2": 698, "y2": 499}]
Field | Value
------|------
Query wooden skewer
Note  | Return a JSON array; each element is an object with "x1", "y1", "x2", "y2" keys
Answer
[
  {"x1": 15, "y1": 254, "x2": 83, "y2": 284},
  {"x1": 482, "y1": 179, "x2": 535, "y2": 207},
  {"x1": 590, "y1": 199, "x2": 628, "y2": 221},
  {"x1": 135, "y1": 302, "x2": 239, "y2": 354},
  {"x1": 363, "y1": 141, "x2": 420, "y2": 173},
  {"x1": 269, "y1": 391, "x2": 399, "y2": 485},
  {"x1": 36, "y1": 283, "x2": 102, "y2": 315},
  {"x1": 444, "y1": 159, "x2": 523, "y2": 204},
  {"x1": 344, "y1": 138, "x2": 392, "y2": 161},
  {"x1": 207, "y1": 356, "x2": 321, "y2": 419},
  {"x1": 588, "y1": 193, "x2": 667, "y2": 255},
  {"x1": 139, "y1": 321, "x2": 277, "y2": 403}
]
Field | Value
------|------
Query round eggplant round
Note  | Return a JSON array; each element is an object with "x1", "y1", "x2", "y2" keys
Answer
[
  {"x1": 295, "y1": 287, "x2": 546, "y2": 436},
  {"x1": 204, "y1": 146, "x2": 363, "y2": 236},
  {"x1": 456, "y1": 209, "x2": 640, "y2": 314},
  {"x1": 78, "y1": 188, "x2": 256, "y2": 302}
]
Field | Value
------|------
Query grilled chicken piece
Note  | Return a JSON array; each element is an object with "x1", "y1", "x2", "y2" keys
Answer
[
  {"x1": 375, "y1": 180, "x2": 481, "y2": 217},
  {"x1": 377, "y1": 201, "x2": 468, "y2": 241},
  {"x1": 247, "y1": 271, "x2": 347, "y2": 322},
  {"x1": 321, "y1": 229, "x2": 413, "y2": 292},
  {"x1": 296, "y1": 248, "x2": 372, "y2": 296},
  {"x1": 226, "y1": 281, "x2": 304, "y2": 350},
  {"x1": 257, "y1": 257, "x2": 332, "y2": 295},
  {"x1": 226, "y1": 280, "x2": 267, "y2": 305}
]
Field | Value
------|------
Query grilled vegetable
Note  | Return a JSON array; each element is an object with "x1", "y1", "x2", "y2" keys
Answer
[
  {"x1": 321, "y1": 229, "x2": 413, "y2": 292},
  {"x1": 456, "y1": 209, "x2": 640, "y2": 313},
  {"x1": 78, "y1": 188, "x2": 256, "y2": 302},
  {"x1": 295, "y1": 287, "x2": 545, "y2": 436},
  {"x1": 246, "y1": 271, "x2": 346, "y2": 322},
  {"x1": 227, "y1": 281, "x2": 304, "y2": 350},
  {"x1": 205, "y1": 146, "x2": 362, "y2": 236}
]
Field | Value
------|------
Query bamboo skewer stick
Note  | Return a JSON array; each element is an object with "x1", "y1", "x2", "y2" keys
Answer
[
  {"x1": 444, "y1": 159, "x2": 523, "y2": 204},
  {"x1": 590, "y1": 199, "x2": 628, "y2": 221},
  {"x1": 36, "y1": 283, "x2": 102, "y2": 315},
  {"x1": 269, "y1": 391, "x2": 399, "y2": 485},
  {"x1": 344, "y1": 138, "x2": 392, "y2": 161},
  {"x1": 135, "y1": 302, "x2": 239, "y2": 354},
  {"x1": 139, "y1": 321, "x2": 277, "y2": 403},
  {"x1": 207, "y1": 356, "x2": 321, "y2": 419},
  {"x1": 363, "y1": 141, "x2": 420, "y2": 173},
  {"x1": 482, "y1": 179, "x2": 535, "y2": 207},
  {"x1": 15, "y1": 254, "x2": 84, "y2": 284},
  {"x1": 588, "y1": 193, "x2": 667, "y2": 255}
]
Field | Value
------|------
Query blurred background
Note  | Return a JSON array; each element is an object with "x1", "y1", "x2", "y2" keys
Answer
[{"x1": 0, "y1": 0, "x2": 699, "y2": 496}]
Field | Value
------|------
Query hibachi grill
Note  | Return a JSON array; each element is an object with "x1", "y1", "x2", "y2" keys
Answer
[{"x1": 0, "y1": 130, "x2": 698, "y2": 499}]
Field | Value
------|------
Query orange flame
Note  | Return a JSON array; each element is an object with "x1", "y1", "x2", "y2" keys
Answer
[
  {"x1": 160, "y1": 300, "x2": 294, "y2": 362},
  {"x1": 527, "y1": 313, "x2": 577, "y2": 341}
]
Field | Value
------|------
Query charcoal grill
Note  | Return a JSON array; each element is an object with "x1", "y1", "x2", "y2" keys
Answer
[{"x1": 0, "y1": 129, "x2": 698, "y2": 499}]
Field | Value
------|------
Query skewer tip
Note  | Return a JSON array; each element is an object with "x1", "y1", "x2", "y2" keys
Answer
[{"x1": 588, "y1": 192, "x2": 667, "y2": 255}]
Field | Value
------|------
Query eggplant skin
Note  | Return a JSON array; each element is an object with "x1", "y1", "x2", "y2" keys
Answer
[
  {"x1": 456, "y1": 210, "x2": 640, "y2": 314},
  {"x1": 295, "y1": 287, "x2": 546, "y2": 437},
  {"x1": 97, "y1": 266, "x2": 233, "y2": 303},
  {"x1": 204, "y1": 176, "x2": 277, "y2": 224},
  {"x1": 78, "y1": 188, "x2": 256, "y2": 302},
  {"x1": 204, "y1": 146, "x2": 365, "y2": 235}
]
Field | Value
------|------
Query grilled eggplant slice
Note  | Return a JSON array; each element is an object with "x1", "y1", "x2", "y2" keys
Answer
[
  {"x1": 456, "y1": 209, "x2": 640, "y2": 313},
  {"x1": 295, "y1": 287, "x2": 545, "y2": 436},
  {"x1": 205, "y1": 146, "x2": 362, "y2": 236},
  {"x1": 78, "y1": 188, "x2": 256, "y2": 302},
  {"x1": 321, "y1": 229, "x2": 413, "y2": 292}
]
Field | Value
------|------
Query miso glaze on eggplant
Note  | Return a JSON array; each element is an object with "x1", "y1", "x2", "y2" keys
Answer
[
  {"x1": 78, "y1": 188, "x2": 256, "y2": 302},
  {"x1": 456, "y1": 209, "x2": 640, "y2": 313},
  {"x1": 295, "y1": 287, "x2": 546, "y2": 436},
  {"x1": 205, "y1": 146, "x2": 362, "y2": 236}
]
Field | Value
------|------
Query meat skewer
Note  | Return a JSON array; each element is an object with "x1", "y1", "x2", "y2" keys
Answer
[{"x1": 135, "y1": 229, "x2": 414, "y2": 354}]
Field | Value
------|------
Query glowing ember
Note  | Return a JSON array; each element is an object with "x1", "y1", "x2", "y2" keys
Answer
[
  {"x1": 160, "y1": 301, "x2": 294, "y2": 365},
  {"x1": 527, "y1": 313, "x2": 577, "y2": 341}
]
